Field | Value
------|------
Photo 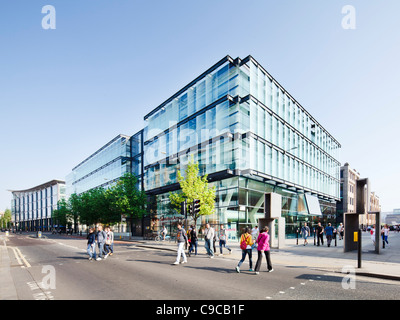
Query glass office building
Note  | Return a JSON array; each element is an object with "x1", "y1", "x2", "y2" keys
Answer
[
  {"x1": 10, "y1": 180, "x2": 66, "y2": 231},
  {"x1": 142, "y1": 55, "x2": 341, "y2": 238},
  {"x1": 66, "y1": 134, "x2": 134, "y2": 196},
  {"x1": 62, "y1": 55, "x2": 341, "y2": 238}
]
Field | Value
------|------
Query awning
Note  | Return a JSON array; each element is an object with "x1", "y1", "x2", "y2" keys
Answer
[{"x1": 305, "y1": 194, "x2": 322, "y2": 216}]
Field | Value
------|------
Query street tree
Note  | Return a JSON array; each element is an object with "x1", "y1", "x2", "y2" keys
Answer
[
  {"x1": 111, "y1": 173, "x2": 147, "y2": 234},
  {"x1": 1, "y1": 208, "x2": 12, "y2": 229},
  {"x1": 169, "y1": 156, "x2": 216, "y2": 225},
  {"x1": 52, "y1": 198, "x2": 72, "y2": 229}
]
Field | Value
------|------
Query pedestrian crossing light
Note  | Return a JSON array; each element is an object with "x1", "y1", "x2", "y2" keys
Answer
[{"x1": 192, "y1": 199, "x2": 200, "y2": 216}]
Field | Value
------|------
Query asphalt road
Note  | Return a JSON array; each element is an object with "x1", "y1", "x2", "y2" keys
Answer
[{"x1": 5, "y1": 233, "x2": 400, "y2": 301}]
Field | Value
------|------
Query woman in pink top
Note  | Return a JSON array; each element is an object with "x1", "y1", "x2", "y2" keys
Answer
[{"x1": 254, "y1": 226, "x2": 273, "y2": 274}]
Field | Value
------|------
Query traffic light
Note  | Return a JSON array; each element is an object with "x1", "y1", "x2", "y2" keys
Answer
[
  {"x1": 192, "y1": 199, "x2": 200, "y2": 216},
  {"x1": 181, "y1": 200, "x2": 187, "y2": 219}
]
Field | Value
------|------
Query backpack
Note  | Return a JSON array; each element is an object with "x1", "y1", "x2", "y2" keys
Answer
[{"x1": 240, "y1": 235, "x2": 248, "y2": 250}]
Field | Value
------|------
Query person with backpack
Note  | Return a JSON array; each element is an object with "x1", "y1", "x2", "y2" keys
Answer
[{"x1": 235, "y1": 228, "x2": 254, "y2": 273}]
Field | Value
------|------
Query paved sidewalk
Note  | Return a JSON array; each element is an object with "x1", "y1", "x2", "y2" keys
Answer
[
  {"x1": 0, "y1": 236, "x2": 18, "y2": 300},
  {"x1": 127, "y1": 231, "x2": 400, "y2": 281}
]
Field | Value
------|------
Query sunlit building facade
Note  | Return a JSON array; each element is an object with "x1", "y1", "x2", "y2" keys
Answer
[
  {"x1": 10, "y1": 180, "x2": 66, "y2": 231},
  {"x1": 143, "y1": 55, "x2": 341, "y2": 238},
  {"x1": 65, "y1": 134, "x2": 134, "y2": 196},
  {"x1": 60, "y1": 55, "x2": 341, "y2": 238}
]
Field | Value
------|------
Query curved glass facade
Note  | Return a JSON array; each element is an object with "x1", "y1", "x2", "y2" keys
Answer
[{"x1": 11, "y1": 180, "x2": 66, "y2": 231}]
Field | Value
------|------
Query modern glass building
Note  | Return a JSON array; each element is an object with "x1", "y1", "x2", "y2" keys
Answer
[
  {"x1": 66, "y1": 134, "x2": 134, "y2": 196},
  {"x1": 63, "y1": 55, "x2": 341, "y2": 238},
  {"x1": 142, "y1": 55, "x2": 341, "y2": 238},
  {"x1": 10, "y1": 180, "x2": 66, "y2": 231}
]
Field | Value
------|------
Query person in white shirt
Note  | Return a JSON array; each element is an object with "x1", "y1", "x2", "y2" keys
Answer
[
  {"x1": 204, "y1": 223, "x2": 215, "y2": 258},
  {"x1": 251, "y1": 226, "x2": 259, "y2": 249},
  {"x1": 382, "y1": 224, "x2": 390, "y2": 246},
  {"x1": 370, "y1": 225, "x2": 376, "y2": 244},
  {"x1": 162, "y1": 226, "x2": 168, "y2": 241}
]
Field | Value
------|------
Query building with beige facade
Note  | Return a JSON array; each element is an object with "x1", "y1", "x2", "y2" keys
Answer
[{"x1": 336, "y1": 162, "x2": 380, "y2": 227}]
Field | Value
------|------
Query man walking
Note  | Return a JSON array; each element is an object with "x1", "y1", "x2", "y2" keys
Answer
[
  {"x1": 325, "y1": 223, "x2": 334, "y2": 247},
  {"x1": 219, "y1": 224, "x2": 232, "y2": 255},
  {"x1": 96, "y1": 225, "x2": 107, "y2": 260},
  {"x1": 204, "y1": 223, "x2": 215, "y2": 258},
  {"x1": 87, "y1": 228, "x2": 97, "y2": 261},
  {"x1": 173, "y1": 223, "x2": 188, "y2": 265},
  {"x1": 316, "y1": 222, "x2": 324, "y2": 246},
  {"x1": 301, "y1": 222, "x2": 310, "y2": 246}
]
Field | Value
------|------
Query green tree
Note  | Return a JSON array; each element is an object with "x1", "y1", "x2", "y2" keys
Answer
[
  {"x1": 169, "y1": 156, "x2": 216, "y2": 224},
  {"x1": 111, "y1": 173, "x2": 147, "y2": 234},
  {"x1": 1, "y1": 208, "x2": 12, "y2": 229},
  {"x1": 78, "y1": 188, "x2": 105, "y2": 226},
  {"x1": 52, "y1": 199, "x2": 71, "y2": 228}
]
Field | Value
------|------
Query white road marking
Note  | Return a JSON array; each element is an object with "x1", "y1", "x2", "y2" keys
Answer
[{"x1": 9, "y1": 246, "x2": 31, "y2": 268}]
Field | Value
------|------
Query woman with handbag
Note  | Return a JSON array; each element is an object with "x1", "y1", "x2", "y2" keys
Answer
[{"x1": 235, "y1": 228, "x2": 254, "y2": 273}]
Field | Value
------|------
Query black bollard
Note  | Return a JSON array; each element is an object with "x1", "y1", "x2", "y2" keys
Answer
[
  {"x1": 313, "y1": 228, "x2": 316, "y2": 246},
  {"x1": 296, "y1": 228, "x2": 299, "y2": 245},
  {"x1": 334, "y1": 232, "x2": 337, "y2": 247}
]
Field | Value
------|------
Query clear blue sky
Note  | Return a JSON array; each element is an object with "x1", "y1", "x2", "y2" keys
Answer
[{"x1": 1, "y1": 0, "x2": 399, "y2": 212}]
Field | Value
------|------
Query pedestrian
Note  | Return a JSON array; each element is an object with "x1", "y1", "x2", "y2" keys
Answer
[
  {"x1": 382, "y1": 224, "x2": 390, "y2": 246},
  {"x1": 213, "y1": 228, "x2": 219, "y2": 255},
  {"x1": 219, "y1": 224, "x2": 232, "y2": 255},
  {"x1": 162, "y1": 226, "x2": 168, "y2": 241},
  {"x1": 235, "y1": 228, "x2": 254, "y2": 273},
  {"x1": 105, "y1": 227, "x2": 114, "y2": 256},
  {"x1": 87, "y1": 228, "x2": 97, "y2": 261},
  {"x1": 189, "y1": 225, "x2": 198, "y2": 255},
  {"x1": 96, "y1": 225, "x2": 107, "y2": 261},
  {"x1": 338, "y1": 223, "x2": 344, "y2": 240},
  {"x1": 316, "y1": 222, "x2": 324, "y2": 246},
  {"x1": 204, "y1": 223, "x2": 215, "y2": 258},
  {"x1": 173, "y1": 222, "x2": 188, "y2": 265},
  {"x1": 371, "y1": 225, "x2": 376, "y2": 244},
  {"x1": 300, "y1": 223, "x2": 310, "y2": 246},
  {"x1": 254, "y1": 226, "x2": 273, "y2": 274},
  {"x1": 325, "y1": 223, "x2": 334, "y2": 247},
  {"x1": 251, "y1": 226, "x2": 259, "y2": 249}
]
